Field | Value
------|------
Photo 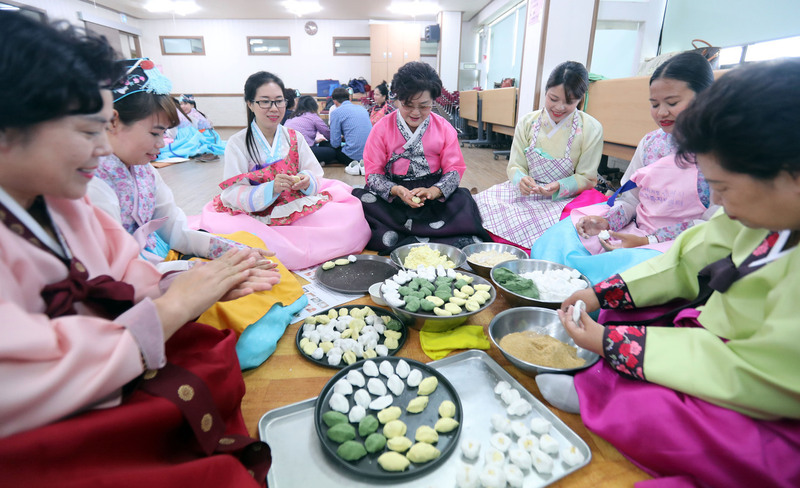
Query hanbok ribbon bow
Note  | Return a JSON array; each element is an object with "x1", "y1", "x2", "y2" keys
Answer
[{"x1": 40, "y1": 258, "x2": 135, "y2": 319}]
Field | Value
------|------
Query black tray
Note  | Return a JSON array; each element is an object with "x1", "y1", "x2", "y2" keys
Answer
[
  {"x1": 314, "y1": 356, "x2": 462, "y2": 480},
  {"x1": 296, "y1": 305, "x2": 408, "y2": 369},
  {"x1": 315, "y1": 255, "x2": 400, "y2": 294}
]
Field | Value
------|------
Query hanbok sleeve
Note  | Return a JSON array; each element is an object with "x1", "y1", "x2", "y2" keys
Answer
[
  {"x1": 603, "y1": 136, "x2": 649, "y2": 230},
  {"x1": 506, "y1": 112, "x2": 535, "y2": 181},
  {"x1": 364, "y1": 121, "x2": 397, "y2": 202},
  {"x1": 219, "y1": 136, "x2": 278, "y2": 213},
  {"x1": 552, "y1": 112, "x2": 603, "y2": 199},
  {"x1": 432, "y1": 120, "x2": 465, "y2": 200},
  {"x1": 294, "y1": 131, "x2": 324, "y2": 196},
  {"x1": 86, "y1": 177, "x2": 123, "y2": 222}
]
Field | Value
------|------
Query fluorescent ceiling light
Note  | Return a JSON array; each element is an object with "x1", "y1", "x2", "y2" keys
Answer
[
  {"x1": 282, "y1": 0, "x2": 322, "y2": 17},
  {"x1": 144, "y1": 0, "x2": 201, "y2": 15},
  {"x1": 388, "y1": 1, "x2": 441, "y2": 15}
]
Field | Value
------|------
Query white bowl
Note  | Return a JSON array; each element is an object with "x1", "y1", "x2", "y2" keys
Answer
[{"x1": 368, "y1": 282, "x2": 386, "y2": 306}]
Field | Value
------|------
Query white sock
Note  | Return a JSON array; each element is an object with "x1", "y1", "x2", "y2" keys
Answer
[{"x1": 536, "y1": 374, "x2": 580, "y2": 414}]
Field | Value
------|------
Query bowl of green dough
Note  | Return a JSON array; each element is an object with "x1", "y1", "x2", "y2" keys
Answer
[{"x1": 490, "y1": 259, "x2": 591, "y2": 310}]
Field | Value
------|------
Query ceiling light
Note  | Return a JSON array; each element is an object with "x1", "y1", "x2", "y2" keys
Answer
[
  {"x1": 144, "y1": 1, "x2": 201, "y2": 15},
  {"x1": 388, "y1": 1, "x2": 441, "y2": 15},
  {"x1": 282, "y1": 1, "x2": 322, "y2": 17}
]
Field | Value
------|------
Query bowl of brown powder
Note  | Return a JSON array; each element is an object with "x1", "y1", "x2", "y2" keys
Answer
[{"x1": 488, "y1": 307, "x2": 600, "y2": 376}]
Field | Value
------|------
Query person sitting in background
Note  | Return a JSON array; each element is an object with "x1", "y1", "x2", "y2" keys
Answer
[
  {"x1": 551, "y1": 59, "x2": 800, "y2": 488},
  {"x1": 530, "y1": 52, "x2": 718, "y2": 284},
  {"x1": 475, "y1": 61, "x2": 603, "y2": 250},
  {"x1": 280, "y1": 87, "x2": 298, "y2": 124},
  {"x1": 352, "y1": 61, "x2": 490, "y2": 252},
  {"x1": 284, "y1": 95, "x2": 336, "y2": 165},
  {"x1": 328, "y1": 87, "x2": 372, "y2": 174},
  {"x1": 197, "y1": 71, "x2": 370, "y2": 270},
  {"x1": 158, "y1": 93, "x2": 225, "y2": 162},
  {"x1": 369, "y1": 81, "x2": 395, "y2": 125},
  {"x1": 0, "y1": 12, "x2": 275, "y2": 486}
]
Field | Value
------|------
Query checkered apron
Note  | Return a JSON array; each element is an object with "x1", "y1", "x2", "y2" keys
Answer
[{"x1": 476, "y1": 112, "x2": 578, "y2": 248}]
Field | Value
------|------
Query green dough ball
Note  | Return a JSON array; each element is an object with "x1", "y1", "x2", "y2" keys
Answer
[
  {"x1": 337, "y1": 440, "x2": 367, "y2": 461},
  {"x1": 408, "y1": 290, "x2": 426, "y2": 300},
  {"x1": 358, "y1": 415, "x2": 379, "y2": 437},
  {"x1": 434, "y1": 289, "x2": 452, "y2": 302},
  {"x1": 405, "y1": 297, "x2": 421, "y2": 313},
  {"x1": 364, "y1": 433, "x2": 387, "y2": 453},
  {"x1": 454, "y1": 279, "x2": 468, "y2": 289},
  {"x1": 420, "y1": 299, "x2": 436, "y2": 312},
  {"x1": 493, "y1": 267, "x2": 540, "y2": 299},
  {"x1": 407, "y1": 281, "x2": 420, "y2": 291},
  {"x1": 386, "y1": 319, "x2": 403, "y2": 331},
  {"x1": 326, "y1": 422, "x2": 356, "y2": 443},
  {"x1": 397, "y1": 286, "x2": 412, "y2": 297},
  {"x1": 420, "y1": 281, "x2": 436, "y2": 292},
  {"x1": 322, "y1": 411, "x2": 349, "y2": 428}
]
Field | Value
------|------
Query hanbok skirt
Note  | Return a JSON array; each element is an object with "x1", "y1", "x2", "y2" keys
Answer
[
  {"x1": 352, "y1": 174, "x2": 490, "y2": 253},
  {"x1": 576, "y1": 307, "x2": 800, "y2": 488},
  {"x1": 159, "y1": 126, "x2": 226, "y2": 159},
  {"x1": 196, "y1": 179, "x2": 370, "y2": 270},
  {"x1": 0, "y1": 324, "x2": 267, "y2": 488}
]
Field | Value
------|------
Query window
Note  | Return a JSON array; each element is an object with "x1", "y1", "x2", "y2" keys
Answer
[
  {"x1": 0, "y1": 1, "x2": 46, "y2": 22},
  {"x1": 159, "y1": 36, "x2": 205, "y2": 55},
  {"x1": 333, "y1": 37, "x2": 370, "y2": 56},
  {"x1": 719, "y1": 35, "x2": 800, "y2": 68},
  {"x1": 421, "y1": 40, "x2": 438, "y2": 57},
  {"x1": 248, "y1": 37, "x2": 291, "y2": 55}
]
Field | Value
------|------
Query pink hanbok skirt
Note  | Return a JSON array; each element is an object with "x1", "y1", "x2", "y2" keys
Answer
[
  {"x1": 575, "y1": 307, "x2": 800, "y2": 488},
  {"x1": 196, "y1": 179, "x2": 370, "y2": 270}
]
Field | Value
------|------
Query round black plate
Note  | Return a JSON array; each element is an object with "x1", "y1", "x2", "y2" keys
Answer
[
  {"x1": 296, "y1": 305, "x2": 408, "y2": 369},
  {"x1": 315, "y1": 255, "x2": 400, "y2": 294},
  {"x1": 314, "y1": 357, "x2": 462, "y2": 480}
]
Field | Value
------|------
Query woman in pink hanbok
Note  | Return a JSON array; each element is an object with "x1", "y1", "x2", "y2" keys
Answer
[
  {"x1": 197, "y1": 71, "x2": 370, "y2": 270},
  {"x1": 352, "y1": 61, "x2": 490, "y2": 252}
]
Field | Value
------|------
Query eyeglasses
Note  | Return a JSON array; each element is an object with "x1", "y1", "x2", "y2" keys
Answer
[
  {"x1": 401, "y1": 102, "x2": 433, "y2": 112},
  {"x1": 251, "y1": 99, "x2": 286, "y2": 109}
]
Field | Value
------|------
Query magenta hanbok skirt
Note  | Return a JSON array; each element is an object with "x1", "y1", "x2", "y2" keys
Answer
[
  {"x1": 196, "y1": 179, "x2": 370, "y2": 270},
  {"x1": 576, "y1": 307, "x2": 800, "y2": 488}
]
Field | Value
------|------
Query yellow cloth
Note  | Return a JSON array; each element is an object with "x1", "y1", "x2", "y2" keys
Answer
[
  {"x1": 419, "y1": 325, "x2": 491, "y2": 360},
  {"x1": 166, "y1": 231, "x2": 304, "y2": 336}
]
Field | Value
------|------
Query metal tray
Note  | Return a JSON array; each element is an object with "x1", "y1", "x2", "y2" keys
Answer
[
  {"x1": 295, "y1": 305, "x2": 408, "y2": 369},
  {"x1": 314, "y1": 357, "x2": 463, "y2": 480},
  {"x1": 315, "y1": 255, "x2": 400, "y2": 294},
  {"x1": 260, "y1": 350, "x2": 592, "y2": 487}
]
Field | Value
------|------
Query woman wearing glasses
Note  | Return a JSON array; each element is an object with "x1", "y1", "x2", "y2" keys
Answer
[
  {"x1": 352, "y1": 62, "x2": 490, "y2": 252},
  {"x1": 199, "y1": 71, "x2": 370, "y2": 269}
]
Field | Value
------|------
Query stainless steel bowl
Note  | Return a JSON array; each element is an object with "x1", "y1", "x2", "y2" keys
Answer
[
  {"x1": 491, "y1": 259, "x2": 590, "y2": 310},
  {"x1": 461, "y1": 242, "x2": 528, "y2": 280},
  {"x1": 381, "y1": 270, "x2": 496, "y2": 333},
  {"x1": 489, "y1": 307, "x2": 600, "y2": 376},
  {"x1": 389, "y1": 243, "x2": 467, "y2": 271}
]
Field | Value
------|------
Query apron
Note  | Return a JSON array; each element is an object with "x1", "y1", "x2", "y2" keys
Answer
[
  {"x1": 476, "y1": 111, "x2": 579, "y2": 247},
  {"x1": 212, "y1": 128, "x2": 331, "y2": 226},
  {"x1": 571, "y1": 155, "x2": 707, "y2": 254}
]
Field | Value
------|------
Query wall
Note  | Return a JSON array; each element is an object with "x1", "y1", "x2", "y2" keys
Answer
[
  {"x1": 17, "y1": 0, "x2": 141, "y2": 29},
  {"x1": 661, "y1": 0, "x2": 800, "y2": 52},
  {"x1": 437, "y1": 11, "x2": 462, "y2": 91}
]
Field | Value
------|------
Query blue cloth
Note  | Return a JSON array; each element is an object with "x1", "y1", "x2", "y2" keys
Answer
[
  {"x1": 158, "y1": 126, "x2": 226, "y2": 159},
  {"x1": 236, "y1": 294, "x2": 309, "y2": 370},
  {"x1": 530, "y1": 216, "x2": 660, "y2": 285},
  {"x1": 329, "y1": 101, "x2": 372, "y2": 160},
  {"x1": 145, "y1": 232, "x2": 171, "y2": 259}
]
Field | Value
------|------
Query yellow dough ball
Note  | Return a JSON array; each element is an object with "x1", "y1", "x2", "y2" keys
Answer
[{"x1": 377, "y1": 451, "x2": 411, "y2": 471}]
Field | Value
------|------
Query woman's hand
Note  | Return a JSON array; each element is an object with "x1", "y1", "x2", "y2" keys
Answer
[
  {"x1": 411, "y1": 186, "x2": 443, "y2": 203},
  {"x1": 518, "y1": 176, "x2": 538, "y2": 196},
  {"x1": 272, "y1": 174, "x2": 296, "y2": 196},
  {"x1": 153, "y1": 249, "x2": 277, "y2": 339},
  {"x1": 558, "y1": 306, "x2": 605, "y2": 356},
  {"x1": 576, "y1": 216, "x2": 610, "y2": 239},
  {"x1": 290, "y1": 173, "x2": 310, "y2": 192},
  {"x1": 560, "y1": 288, "x2": 599, "y2": 313},
  {"x1": 531, "y1": 181, "x2": 560, "y2": 197},
  {"x1": 599, "y1": 231, "x2": 649, "y2": 251},
  {"x1": 391, "y1": 185, "x2": 424, "y2": 208}
]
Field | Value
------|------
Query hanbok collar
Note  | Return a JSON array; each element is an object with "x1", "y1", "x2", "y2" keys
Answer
[
  {"x1": 749, "y1": 230, "x2": 795, "y2": 268},
  {"x1": 396, "y1": 112, "x2": 430, "y2": 149},
  {"x1": 0, "y1": 186, "x2": 69, "y2": 259},
  {"x1": 541, "y1": 109, "x2": 576, "y2": 139},
  {"x1": 251, "y1": 121, "x2": 284, "y2": 168}
]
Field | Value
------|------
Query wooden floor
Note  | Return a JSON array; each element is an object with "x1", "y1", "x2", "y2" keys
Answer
[{"x1": 156, "y1": 145, "x2": 651, "y2": 486}]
